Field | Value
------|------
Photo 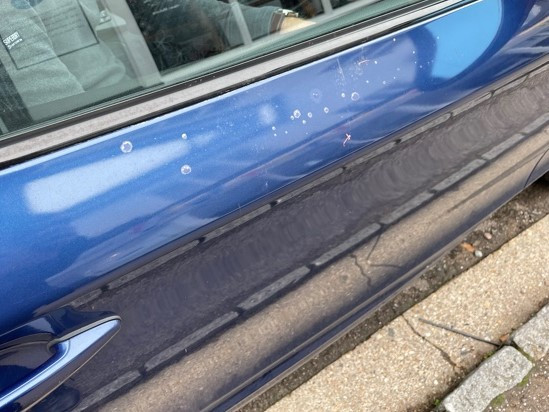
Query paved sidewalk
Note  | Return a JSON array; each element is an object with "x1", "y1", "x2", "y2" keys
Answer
[
  {"x1": 268, "y1": 215, "x2": 549, "y2": 412},
  {"x1": 488, "y1": 356, "x2": 549, "y2": 412}
]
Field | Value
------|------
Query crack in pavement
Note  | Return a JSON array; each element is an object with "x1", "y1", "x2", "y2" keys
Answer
[
  {"x1": 418, "y1": 317, "x2": 500, "y2": 347},
  {"x1": 402, "y1": 315, "x2": 462, "y2": 372},
  {"x1": 354, "y1": 231, "x2": 402, "y2": 273},
  {"x1": 350, "y1": 253, "x2": 373, "y2": 288}
]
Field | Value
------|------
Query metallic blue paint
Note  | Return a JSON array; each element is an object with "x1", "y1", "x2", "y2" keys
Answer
[{"x1": 0, "y1": 0, "x2": 546, "y2": 336}]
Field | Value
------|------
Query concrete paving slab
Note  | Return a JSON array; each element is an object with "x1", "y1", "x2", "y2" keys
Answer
[
  {"x1": 402, "y1": 313, "x2": 495, "y2": 374},
  {"x1": 487, "y1": 355, "x2": 549, "y2": 412},
  {"x1": 402, "y1": 222, "x2": 549, "y2": 372},
  {"x1": 441, "y1": 347, "x2": 533, "y2": 412},
  {"x1": 512, "y1": 304, "x2": 549, "y2": 361},
  {"x1": 268, "y1": 215, "x2": 549, "y2": 412},
  {"x1": 268, "y1": 317, "x2": 456, "y2": 412}
]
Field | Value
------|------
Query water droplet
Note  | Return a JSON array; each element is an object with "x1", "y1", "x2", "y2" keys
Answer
[
  {"x1": 293, "y1": 109, "x2": 301, "y2": 118},
  {"x1": 274, "y1": 133, "x2": 277, "y2": 137},
  {"x1": 285, "y1": 130, "x2": 288, "y2": 134},
  {"x1": 412, "y1": 50, "x2": 416, "y2": 54},
  {"x1": 351, "y1": 92, "x2": 360, "y2": 101},
  {"x1": 392, "y1": 38, "x2": 396, "y2": 42},
  {"x1": 419, "y1": 65, "x2": 423, "y2": 69},
  {"x1": 393, "y1": 76, "x2": 396, "y2": 80},
  {"x1": 307, "y1": 112, "x2": 313, "y2": 118},
  {"x1": 302, "y1": 120, "x2": 307, "y2": 124},
  {"x1": 181, "y1": 133, "x2": 188, "y2": 140},
  {"x1": 290, "y1": 116, "x2": 295, "y2": 120},
  {"x1": 374, "y1": 60, "x2": 378, "y2": 64},
  {"x1": 323, "y1": 107, "x2": 329, "y2": 113},
  {"x1": 382, "y1": 80, "x2": 387, "y2": 85},
  {"x1": 366, "y1": 80, "x2": 370, "y2": 84},
  {"x1": 181, "y1": 164, "x2": 192, "y2": 175},
  {"x1": 341, "y1": 92, "x2": 346, "y2": 98},
  {"x1": 120, "y1": 141, "x2": 133, "y2": 153},
  {"x1": 272, "y1": 126, "x2": 276, "y2": 131}
]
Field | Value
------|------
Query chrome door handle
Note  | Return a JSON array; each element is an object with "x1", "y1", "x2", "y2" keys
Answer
[{"x1": 0, "y1": 317, "x2": 120, "y2": 412}]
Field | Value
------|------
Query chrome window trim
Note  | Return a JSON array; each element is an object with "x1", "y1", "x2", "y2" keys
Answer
[{"x1": 0, "y1": 0, "x2": 470, "y2": 165}]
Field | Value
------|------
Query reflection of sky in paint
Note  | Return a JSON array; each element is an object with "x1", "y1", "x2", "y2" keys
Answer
[
  {"x1": 24, "y1": 141, "x2": 187, "y2": 214},
  {"x1": 429, "y1": 0, "x2": 502, "y2": 79}
]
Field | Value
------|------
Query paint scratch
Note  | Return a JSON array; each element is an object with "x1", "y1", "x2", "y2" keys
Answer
[{"x1": 343, "y1": 133, "x2": 351, "y2": 146}]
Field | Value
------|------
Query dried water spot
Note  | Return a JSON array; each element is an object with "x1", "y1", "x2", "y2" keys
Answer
[
  {"x1": 181, "y1": 164, "x2": 192, "y2": 175},
  {"x1": 120, "y1": 141, "x2": 133, "y2": 153}
]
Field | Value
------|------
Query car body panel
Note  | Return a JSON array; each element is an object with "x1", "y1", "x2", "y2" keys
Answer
[
  {"x1": 97, "y1": 67, "x2": 549, "y2": 412},
  {"x1": 0, "y1": 0, "x2": 546, "y2": 333},
  {"x1": 0, "y1": 0, "x2": 548, "y2": 410}
]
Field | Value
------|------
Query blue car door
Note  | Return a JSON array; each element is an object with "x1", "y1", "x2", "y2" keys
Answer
[{"x1": 0, "y1": 0, "x2": 548, "y2": 410}]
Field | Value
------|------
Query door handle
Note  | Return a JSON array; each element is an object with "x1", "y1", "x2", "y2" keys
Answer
[{"x1": 0, "y1": 313, "x2": 120, "y2": 412}]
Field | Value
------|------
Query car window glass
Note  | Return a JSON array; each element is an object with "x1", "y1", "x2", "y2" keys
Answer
[{"x1": 0, "y1": 0, "x2": 423, "y2": 138}]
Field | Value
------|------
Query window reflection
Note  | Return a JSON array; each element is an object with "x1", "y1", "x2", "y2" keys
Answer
[{"x1": 0, "y1": 0, "x2": 409, "y2": 135}]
